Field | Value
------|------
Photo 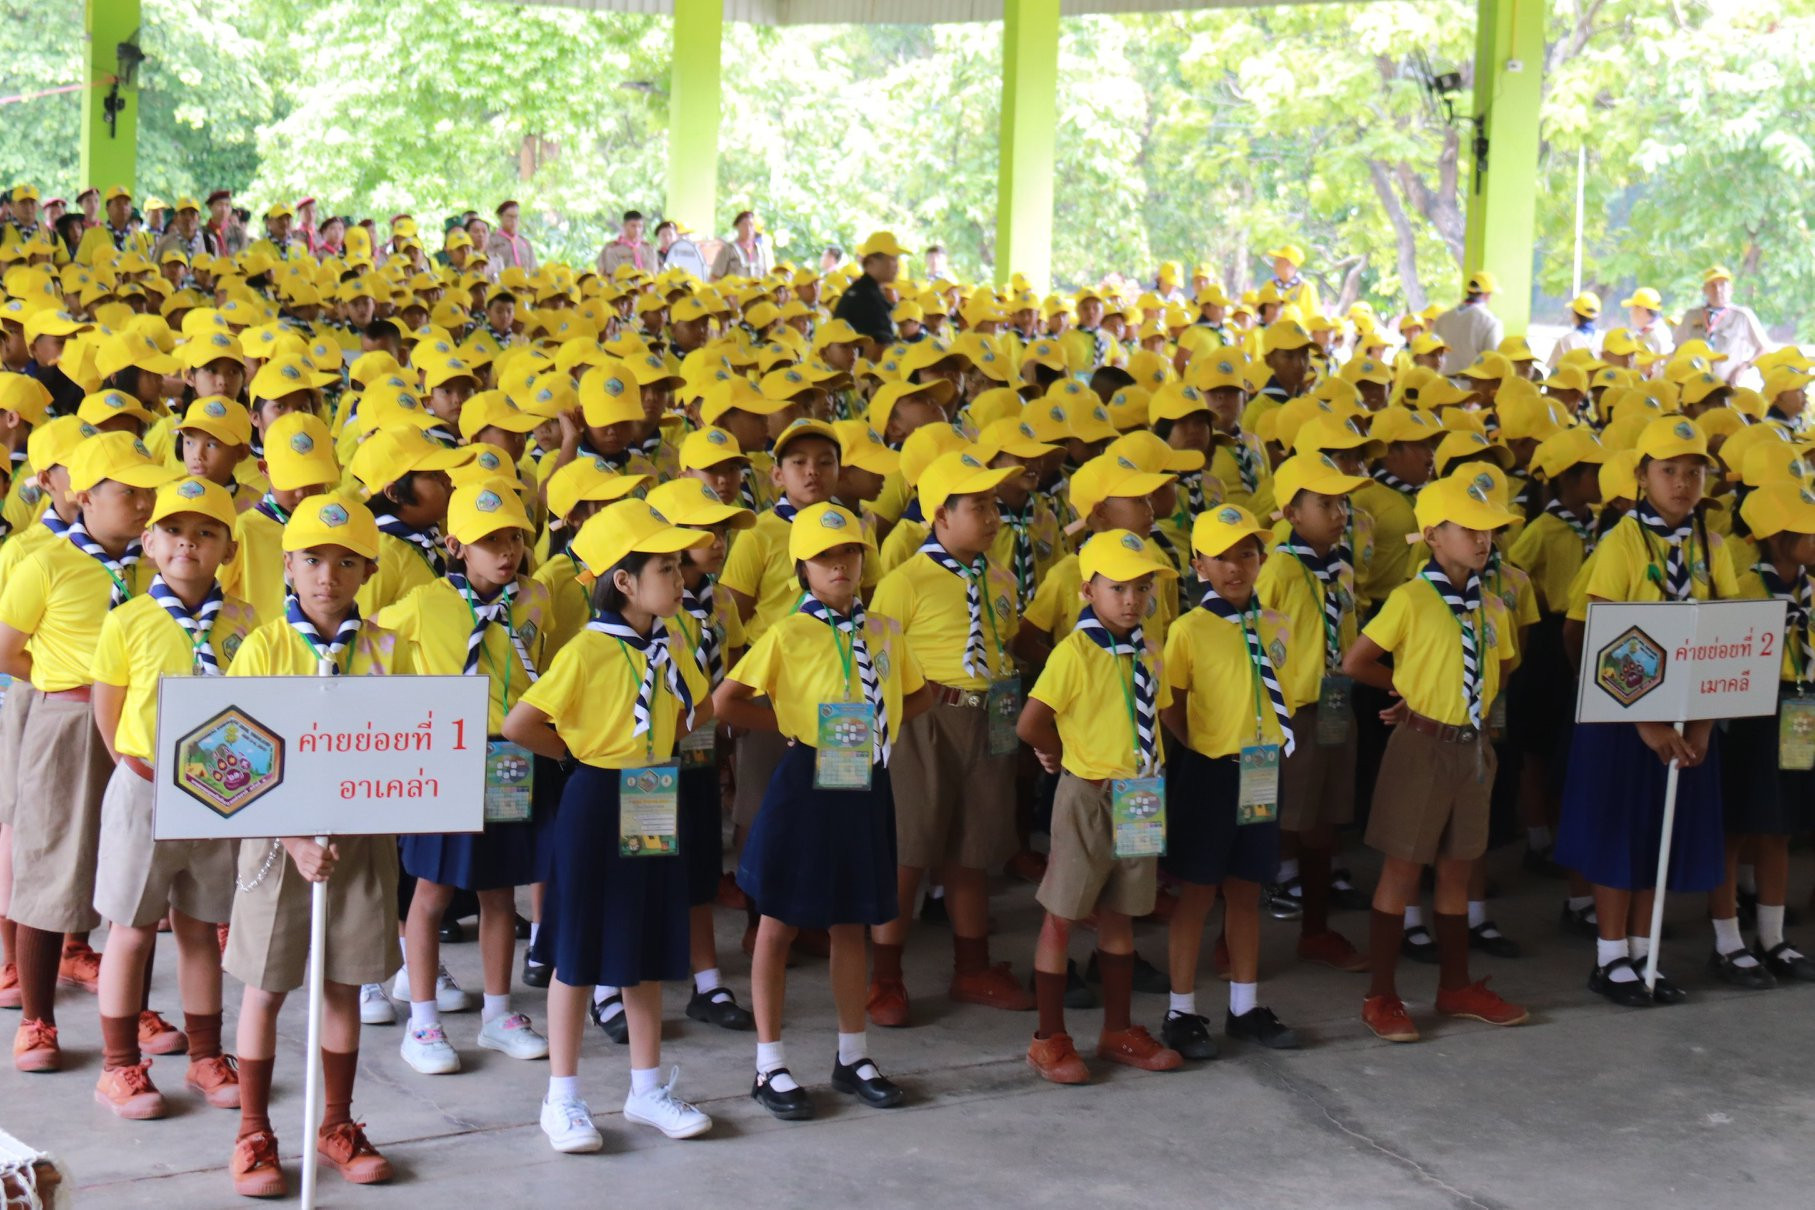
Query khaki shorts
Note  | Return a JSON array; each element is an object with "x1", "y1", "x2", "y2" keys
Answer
[
  {"x1": 7, "y1": 691, "x2": 114, "y2": 933},
  {"x1": 1364, "y1": 725, "x2": 1495, "y2": 865},
  {"x1": 1036, "y1": 773, "x2": 1157, "y2": 920},
  {"x1": 733, "y1": 722, "x2": 790, "y2": 829},
  {"x1": 93, "y1": 762, "x2": 236, "y2": 929},
  {"x1": 889, "y1": 699, "x2": 1017, "y2": 870},
  {"x1": 0, "y1": 680, "x2": 35, "y2": 828},
  {"x1": 224, "y1": 834, "x2": 401, "y2": 994},
  {"x1": 1279, "y1": 705, "x2": 1357, "y2": 833}
]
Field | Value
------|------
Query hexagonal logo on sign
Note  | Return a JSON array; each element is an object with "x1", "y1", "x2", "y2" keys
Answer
[
  {"x1": 1595, "y1": 626, "x2": 1667, "y2": 709},
  {"x1": 174, "y1": 707, "x2": 285, "y2": 819}
]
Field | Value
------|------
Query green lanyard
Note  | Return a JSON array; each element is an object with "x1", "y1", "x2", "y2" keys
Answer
[
  {"x1": 1235, "y1": 601, "x2": 1271, "y2": 744},
  {"x1": 1287, "y1": 551, "x2": 1342, "y2": 672},
  {"x1": 180, "y1": 614, "x2": 217, "y2": 675},
  {"x1": 610, "y1": 635, "x2": 658, "y2": 764},
  {"x1": 827, "y1": 621, "x2": 859, "y2": 701},
  {"x1": 1109, "y1": 646, "x2": 1144, "y2": 771},
  {"x1": 290, "y1": 624, "x2": 351, "y2": 675}
]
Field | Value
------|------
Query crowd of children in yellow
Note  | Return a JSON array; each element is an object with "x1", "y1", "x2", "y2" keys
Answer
[{"x1": 1, "y1": 187, "x2": 1813, "y2": 1198}]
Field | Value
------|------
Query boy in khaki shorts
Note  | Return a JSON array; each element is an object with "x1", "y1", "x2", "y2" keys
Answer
[{"x1": 1017, "y1": 530, "x2": 1182, "y2": 1082}]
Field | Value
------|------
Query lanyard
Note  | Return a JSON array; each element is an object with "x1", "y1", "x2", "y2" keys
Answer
[
  {"x1": 1110, "y1": 646, "x2": 1143, "y2": 771},
  {"x1": 1287, "y1": 551, "x2": 1342, "y2": 671},
  {"x1": 610, "y1": 636, "x2": 658, "y2": 764},
  {"x1": 1236, "y1": 601, "x2": 1271, "y2": 744},
  {"x1": 827, "y1": 622, "x2": 858, "y2": 701},
  {"x1": 458, "y1": 582, "x2": 538, "y2": 713},
  {"x1": 290, "y1": 625, "x2": 351, "y2": 675},
  {"x1": 179, "y1": 613, "x2": 216, "y2": 674}
]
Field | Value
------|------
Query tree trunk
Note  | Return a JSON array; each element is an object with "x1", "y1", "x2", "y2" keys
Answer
[{"x1": 1368, "y1": 159, "x2": 1427, "y2": 309}]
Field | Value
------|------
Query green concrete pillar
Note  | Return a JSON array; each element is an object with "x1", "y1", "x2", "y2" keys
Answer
[
  {"x1": 666, "y1": 0, "x2": 722, "y2": 234},
  {"x1": 80, "y1": 0, "x2": 140, "y2": 195},
  {"x1": 1462, "y1": 0, "x2": 1543, "y2": 334},
  {"x1": 995, "y1": 0, "x2": 1059, "y2": 292}
]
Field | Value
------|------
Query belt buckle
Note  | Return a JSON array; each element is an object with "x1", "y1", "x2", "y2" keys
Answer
[
  {"x1": 963, "y1": 690, "x2": 985, "y2": 709},
  {"x1": 1456, "y1": 726, "x2": 1478, "y2": 744}
]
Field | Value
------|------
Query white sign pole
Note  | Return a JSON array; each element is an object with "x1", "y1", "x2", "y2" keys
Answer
[
  {"x1": 300, "y1": 653, "x2": 333, "y2": 1210},
  {"x1": 1642, "y1": 722, "x2": 1685, "y2": 993}
]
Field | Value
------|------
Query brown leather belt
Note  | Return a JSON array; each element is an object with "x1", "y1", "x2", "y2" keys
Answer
[
  {"x1": 45, "y1": 685, "x2": 92, "y2": 702},
  {"x1": 122, "y1": 755, "x2": 155, "y2": 782},
  {"x1": 1404, "y1": 710, "x2": 1479, "y2": 744},
  {"x1": 930, "y1": 682, "x2": 988, "y2": 709}
]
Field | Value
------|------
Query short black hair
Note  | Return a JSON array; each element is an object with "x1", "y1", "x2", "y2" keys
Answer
[
  {"x1": 824, "y1": 244, "x2": 843, "y2": 259},
  {"x1": 623, "y1": 209, "x2": 643, "y2": 223},
  {"x1": 926, "y1": 244, "x2": 945, "y2": 256},
  {"x1": 384, "y1": 470, "x2": 428, "y2": 508},
  {"x1": 488, "y1": 292, "x2": 517, "y2": 308},
  {"x1": 1090, "y1": 366, "x2": 1134, "y2": 398},
  {"x1": 590, "y1": 550, "x2": 657, "y2": 614},
  {"x1": 363, "y1": 318, "x2": 400, "y2": 344},
  {"x1": 733, "y1": 210, "x2": 755, "y2": 226}
]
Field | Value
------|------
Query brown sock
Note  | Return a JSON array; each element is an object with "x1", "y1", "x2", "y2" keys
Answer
[
  {"x1": 237, "y1": 1057, "x2": 274, "y2": 1138},
  {"x1": 1034, "y1": 970, "x2": 1067, "y2": 1039},
  {"x1": 1, "y1": 915, "x2": 15, "y2": 965},
  {"x1": 320, "y1": 1048, "x2": 358, "y2": 1130},
  {"x1": 1367, "y1": 910, "x2": 1403, "y2": 1000},
  {"x1": 1299, "y1": 845, "x2": 1333, "y2": 936},
  {"x1": 15, "y1": 925, "x2": 63, "y2": 1024},
  {"x1": 1097, "y1": 950, "x2": 1134, "y2": 1033},
  {"x1": 1434, "y1": 912, "x2": 1472, "y2": 990},
  {"x1": 100, "y1": 1013, "x2": 141, "y2": 1071},
  {"x1": 185, "y1": 1011, "x2": 224, "y2": 1061},
  {"x1": 953, "y1": 934, "x2": 989, "y2": 977},
  {"x1": 871, "y1": 942, "x2": 903, "y2": 983}
]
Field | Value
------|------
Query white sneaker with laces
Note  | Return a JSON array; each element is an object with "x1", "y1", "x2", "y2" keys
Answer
[
  {"x1": 359, "y1": 983, "x2": 396, "y2": 1025},
  {"x1": 541, "y1": 1095, "x2": 603, "y2": 1154},
  {"x1": 477, "y1": 1012, "x2": 550, "y2": 1060},
  {"x1": 623, "y1": 1067, "x2": 712, "y2": 1139},
  {"x1": 435, "y1": 963, "x2": 476, "y2": 1013},
  {"x1": 401, "y1": 1023, "x2": 461, "y2": 1074}
]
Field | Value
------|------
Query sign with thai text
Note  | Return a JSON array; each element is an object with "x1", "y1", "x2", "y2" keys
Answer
[{"x1": 1576, "y1": 600, "x2": 1787, "y2": 724}]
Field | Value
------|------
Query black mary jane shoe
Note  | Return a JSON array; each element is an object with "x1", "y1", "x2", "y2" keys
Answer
[
  {"x1": 520, "y1": 953, "x2": 551, "y2": 989},
  {"x1": 1649, "y1": 972, "x2": 1688, "y2": 1005},
  {"x1": 686, "y1": 986, "x2": 756, "y2": 1031},
  {"x1": 752, "y1": 1068, "x2": 816, "y2": 1120},
  {"x1": 1558, "y1": 901, "x2": 1599, "y2": 939},
  {"x1": 514, "y1": 913, "x2": 532, "y2": 940},
  {"x1": 589, "y1": 994, "x2": 630, "y2": 1043},
  {"x1": 1400, "y1": 926, "x2": 1439, "y2": 964},
  {"x1": 1758, "y1": 941, "x2": 1815, "y2": 983},
  {"x1": 1587, "y1": 958, "x2": 1655, "y2": 1007},
  {"x1": 831, "y1": 1056, "x2": 905, "y2": 1108},
  {"x1": 1468, "y1": 921, "x2": 1523, "y2": 959},
  {"x1": 1709, "y1": 948, "x2": 1777, "y2": 990}
]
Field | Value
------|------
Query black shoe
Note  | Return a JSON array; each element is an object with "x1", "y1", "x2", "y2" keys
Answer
[
  {"x1": 1063, "y1": 959, "x2": 1097, "y2": 1010},
  {"x1": 1262, "y1": 881, "x2": 1304, "y2": 921},
  {"x1": 831, "y1": 1056, "x2": 905, "y2": 1107},
  {"x1": 1558, "y1": 901, "x2": 1599, "y2": 939},
  {"x1": 521, "y1": 954, "x2": 551, "y2": 989},
  {"x1": 1709, "y1": 948, "x2": 1777, "y2": 989},
  {"x1": 751, "y1": 1068, "x2": 815, "y2": 1120},
  {"x1": 514, "y1": 913, "x2": 532, "y2": 941},
  {"x1": 1522, "y1": 846, "x2": 1566, "y2": 879},
  {"x1": 919, "y1": 893, "x2": 948, "y2": 926},
  {"x1": 1468, "y1": 921, "x2": 1523, "y2": 958},
  {"x1": 589, "y1": 994, "x2": 629, "y2": 1043},
  {"x1": 1588, "y1": 958, "x2": 1654, "y2": 1007},
  {"x1": 1328, "y1": 869, "x2": 1372, "y2": 913},
  {"x1": 439, "y1": 918, "x2": 465, "y2": 944},
  {"x1": 1757, "y1": 941, "x2": 1815, "y2": 982},
  {"x1": 1161, "y1": 1010, "x2": 1218, "y2": 1060},
  {"x1": 1650, "y1": 972, "x2": 1688, "y2": 1005},
  {"x1": 686, "y1": 986, "x2": 755, "y2": 1031},
  {"x1": 1132, "y1": 951, "x2": 1169, "y2": 995},
  {"x1": 1225, "y1": 1005, "x2": 1300, "y2": 1050},
  {"x1": 1400, "y1": 926, "x2": 1438, "y2": 964}
]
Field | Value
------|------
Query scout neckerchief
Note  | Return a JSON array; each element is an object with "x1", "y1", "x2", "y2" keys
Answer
[
  {"x1": 1419, "y1": 559, "x2": 1484, "y2": 728},
  {"x1": 1178, "y1": 468, "x2": 1210, "y2": 516},
  {"x1": 998, "y1": 496, "x2": 1037, "y2": 607},
  {"x1": 799, "y1": 592, "x2": 890, "y2": 764},
  {"x1": 255, "y1": 491, "x2": 291, "y2": 527},
  {"x1": 449, "y1": 573, "x2": 536, "y2": 688},
  {"x1": 1755, "y1": 561, "x2": 1814, "y2": 685},
  {"x1": 1280, "y1": 530, "x2": 1348, "y2": 672},
  {"x1": 587, "y1": 609, "x2": 693, "y2": 735},
  {"x1": 1199, "y1": 586, "x2": 1296, "y2": 755},
  {"x1": 1633, "y1": 501, "x2": 1693, "y2": 600},
  {"x1": 105, "y1": 224, "x2": 132, "y2": 251},
  {"x1": 1074, "y1": 605, "x2": 1158, "y2": 774},
  {"x1": 371, "y1": 511, "x2": 446, "y2": 576},
  {"x1": 423, "y1": 425, "x2": 459, "y2": 449},
  {"x1": 65, "y1": 518, "x2": 140, "y2": 607},
  {"x1": 679, "y1": 577, "x2": 722, "y2": 684},
  {"x1": 772, "y1": 493, "x2": 802, "y2": 524},
  {"x1": 1545, "y1": 496, "x2": 1596, "y2": 555},
  {"x1": 285, "y1": 592, "x2": 361, "y2": 673},
  {"x1": 636, "y1": 426, "x2": 664, "y2": 461},
  {"x1": 1372, "y1": 466, "x2": 1418, "y2": 498},
  {"x1": 918, "y1": 534, "x2": 992, "y2": 678},
  {"x1": 1228, "y1": 429, "x2": 1261, "y2": 494},
  {"x1": 149, "y1": 574, "x2": 225, "y2": 675}
]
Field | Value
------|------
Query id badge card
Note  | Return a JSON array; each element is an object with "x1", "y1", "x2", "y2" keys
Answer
[
  {"x1": 987, "y1": 675, "x2": 1023, "y2": 757},
  {"x1": 1110, "y1": 775, "x2": 1166, "y2": 859},
  {"x1": 1315, "y1": 673, "x2": 1353, "y2": 747},
  {"x1": 1236, "y1": 744, "x2": 1281, "y2": 825},
  {"x1": 815, "y1": 701, "x2": 875, "y2": 791},
  {"x1": 483, "y1": 740, "x2": 535, "y2": 824},
  {"x1": 678, "y1": 723, "x2": 716, "y2": 770},
  {"x1": 1780, "y1": 695, "x2": 1815, "y2": 771},
  {"x1": 618, "y1": 763, "x2": 680, "y2": 856},
  {"x1": 1487, "y1": 693, "x2": 1508, "y2": 741}
]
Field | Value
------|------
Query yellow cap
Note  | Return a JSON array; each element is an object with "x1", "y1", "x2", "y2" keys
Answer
[
  {"x1": 76, "y1": 389, "x2": 156, "y2": 429},
  {"x1": 1458, "y1": 351, "x2": 1513, "y2": 382},
  {"x1": 1148, "y1": 381, "x2": 1215, "y2": 425},
  {"x1": 788, "y1": 502, "x2": 870, "y2": 561},
  {"x1": 1272, "y1": 453, "x2": 1369, "y2": 510},
  {"x1": 1413, "y1": 472, "x2": 1519, "y2": 534},
  {"x1": 1636, "y1": 416, "x2": 1717, "y2": 466},
  {"x1": 856, "y1": 231, "x2": 910, "y2": 259},
  {"x1": 1599, "y1": 449, "x2": 1642, "y2": 502},
  {"x1": 1081, "y1": 527, "x2": 1179, "y2": 582},
  {"x1": 68, "y1": 431, "x2": 177, "y2": 492},
  {"x1": 569, "y1": 498, "x2": 710, "y2": 583},
  {"x1": 1265, "y1": 244, "x2": 1306, "y2": 268},
  {"x1": 0, "y1": 371, "x2": 53, "y2": 426},
  {"x1": 578, "y1": 362, "x2": 645, "y2": 427},
  {"x1": 646, "y1": 478, "x2": 756, "y2": 530},
  {"x1": 976, "y1": 416, "x2": 1061, "y2": 463},
  {"x1": 1189, "y1": 504, "x2": 1269, "y2": 557},
  {"x1": 678, "y1": 425, "x2": 749, "y2": 471},
  {"x1": 1107, "y1": 429, "x2": 1202, "y2": 474},
  {"x1": 1740, "y1": 440, "x2": 1810, "y2": 489},
  {"x1": 1569, "y1": 291, "x2": 1602, "y2": 317},
  {"x1": 900, "y1": 423, "x2": 971, "y2": 485},
  {"x1": 249, "y1": 355, "x2": 334, "y2": 402},
  {"x1": 1369, "y1": 406, "x2": 1443, "y2": 445},
  {"x1": 1070, "y1": 451, "x2": 1174, "y2": 517},
  {"x1": 545, "y1": 458, "x2": 647, "y2": 519},
  {"x1": 24, "y1": 308, "x2": 88, "y2": 343},
  {"x1": 175, "y1": 329, "x2": 245, "y2": 370},
  {"x1": 27, "y1": 415, "x2": 96, "y2": 471},
  {"x1": 282, "y1": 491, "x2": 380, "y2": 559},
  {"x1": 832, "y1": 419, "x2": 901, "y2": 476},
  {"x1": 177, "y1": 395, "x2": 253, "y2": 447},
  {"x1": 1294, "y1": 414, "x2": 1383, "y2": 460},
  {"x1": 458, "y1": 390, "x2": 541, "y2": 440},
  {"x1": 917, "y1": 449, "x2": 1016, "y2": 514},
  {"x1": 1620, "y1": 287, "x2": 1663, "y2": 311},
  {"x1": 1762, "y1": 365, "x2": 1814, "y2": 403},
  {"x1": 866, "y1": 379, "x2": 953, "y2": 435},
  {"x1": 350, "y1": 426, "x2": 474, "y2": 492},
  {"x1": 1434, "y1": 430, "x2": 1515, "y2": 475},
  {"x1": 1681, "y1": 372, "x2": 1730, "y2": 407},
  {"x1": 1703, "y1": 265, "x2": 1733, "y2": 284},
  {"x1": 1467, "y1": 270, "x2": 1501, "y2": 295},
  {"x1": 1741, "y1": 481, "x2": 1815, "y2": 539},
  {"x1": 149, "y1": 475, "x2": 238, "y2": 531},
  {"x1": 1531, "y1": 427, "x2": 1609, "y2": 480},
  {"x1": 1260, "y1": 320, "x2": 1312, "y2": 354},
  {"x1": 701, "y1": 377, "x2": 788, "y2": 426},
  {"x1": 446, "y1": 480, "x2": 535, "y2": 544},
  {"x1": 771, "y1": 417, "x2": 842, "y2": 460}
]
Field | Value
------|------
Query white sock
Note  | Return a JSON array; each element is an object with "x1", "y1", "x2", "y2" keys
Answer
[
  {"x1": 1527, "y1": 825, "x2": 1552, "y2": 851},
  {"x1": 1567, "y1": 895, "x2": 1594, "y2": 912},
  {"x1": 756, "y1": 1040, "x2": 800, "y2": 1092},
  {"x1": 1713, "y1": 916, "x2": 1759, "y2": 965},
  {"x1": 1757, "y1": 903, "x2": 1788, "y2": 952},
  {"x1": 1168, "y1": 991, "x2": 1197, "y2": 1017},
  {"x1": 1627, "y1": 934, "x2": 1651, "y2": 964},
  {"x1": 1229, "y1": 981, "x2": 1258, "y2": 1017},
  {"x1": 1467, "y1": 900, "x2": 1488, "y2": 929},
  {"x1": 694, "y1": 968, "x2": 721, "y2": 996},
  {"x1": 409, "y1": 1000, "x2": 440, "y2": 1030},
  {"x1": 838, "y1": 1031, "x2": 878, "y2": 1079},
  {"x1": 928, "y1": 886, "x2": 945, "y2": 901},
  {"x1": 629, "y1": 1066, "x2": 660, "y2": 1096},
  {"x1": 529, "y1": 921, "x2": 541, "y2": 946},
  {"x1": 482, "y1": 993, "x2": 511, "y2": 1023},
  {"x1": 594, "y1": 985, "x2": 622, "y2": 1017},
  {"x1": 1596, "y1": 937, "x2": 1636, "y2": 980},
  {"x1": 548, "y1": 1074, "x2": 580, "y2": 1102},
  {"x1": 1737, "y1": 863, "x2": 1758, "y2": 895},
  {"x1": 1276, "y1": 858, "x2": 1300, "y2": 883},
  {"x1": 1403, "y1": 905, "x2": 1425, "y2": 930}
]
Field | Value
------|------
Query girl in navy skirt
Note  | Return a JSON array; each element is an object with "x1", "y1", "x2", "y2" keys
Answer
[
  {"x1": 503, "y1": 499, "x2": 717, "y2": 1154},
  {"x1": 1557, "y1": 418, "x2": 1742, "y2": 1007},
  {"x1": 381, "y1": 481, "x2": 552, "y2": 1072},
  {"x1": 713, "y1": 502, "x2": 934, "y2": 1120}
]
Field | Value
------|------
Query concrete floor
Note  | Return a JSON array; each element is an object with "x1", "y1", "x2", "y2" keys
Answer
[{"x1": 5, "y1": 847, "x2": 1813, "y2": 1209}]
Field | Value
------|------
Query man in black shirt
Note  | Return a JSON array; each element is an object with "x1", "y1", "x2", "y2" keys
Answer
[{"x1": 833, "y1": 231, "x2": 908, "y2": 358}]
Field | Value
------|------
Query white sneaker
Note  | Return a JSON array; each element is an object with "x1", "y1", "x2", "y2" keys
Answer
[
  {"x1": 477, "y1": 1012, "x2": 550, "y2": 1060},
  {"x1": 400, "y1": 1023, "x2": 461, "y2": 1074},
  {"x1": 623, "y1": 1068, "x2": 712, "y2": 1139},
  {"x1": 541, "y1": 1095, "x2": 603, "y2": 1154},
  {"x1": 359, "y1": 983, "x2": 396, "y2": 1025},
  {"x1": 435, "y1": 963, "x2": 475, "y2": 1013}
]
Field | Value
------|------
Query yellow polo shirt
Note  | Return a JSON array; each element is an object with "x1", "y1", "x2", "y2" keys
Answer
[
  {"x1": 376, "y1": 577, "x2": 552, "y2": 734},
  {"x1": 727, "y1": 609, "x2": 923, "y2": 747},
  {"x1": 227, "y1": 615, "x2": 407, "y2": 678},
  {"x1": 0, "y1": 539, "x2": 157, "y2": 691},
  {"x1": 1165, "y1": 601, "x2": 1295, "y2": 758},
  {"x1": 517, "y1": 623, "x2": 709, "y2": 769},
  {"x1": 1028, "y1": 627, "x2": 1172, "y2": 780},
  {"x1": 718, "y1": 511, "x2": 799, "y2": 643},
  {"x1": 223, "y1": 506, "x2": 291, "y2": 625},
  {"x1": 1362, "y1": 574, "x2": 1516, "y2": 726},
  {"x1": 1352, "y1": 480, "x2": 1421, "y2": 607},
  {"x1": 870, "y1": 548, "x2": 1019, "y2": 692},
  {"x1": 90, "y1": 590, "x2": 261, "y2": 761},
  {"x1": 1584, "y1": 514, "x2": 1740, "y2": 604},
  {"x1": 1507, "y1": 511, "x2": 1593, "y2": 616},
  {"x1": 531, "y1": 551, "x2": 592, "y2": 657},
  {"x1": 1255, "y1": 545, "x2": 1358, "y2": 706},
  {"x1": 355, "y1": 530, "x2": 443, "y2": 617}
]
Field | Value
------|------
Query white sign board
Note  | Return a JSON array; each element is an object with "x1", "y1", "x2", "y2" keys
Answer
[
  {"x1": 1575, "y1": 599, "x2": 1787, "y2": 724},
  {"x1": 152, "y1": 675, "x2": 488, "y2": 840}
]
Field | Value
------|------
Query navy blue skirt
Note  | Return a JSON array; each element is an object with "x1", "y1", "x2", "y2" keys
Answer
[
  {"x1": 1160, "y1": 745, "x2": 1280, "y2": 887},
  {"x1": 679, "y1": 763, "x2": 722, "y2": 908},
  {"x1": 1556, "y1": 722, "x2": 1725, "y2": 892},
  {"x1": 400, "y1": 755, "x2": 563, "y2": 891},
  {"x1": 537, "y1": 763, "x2": 691, "y2": 988},
  {"x1": 1720, "y1": 707, "x2": 1815, "y2": 836},
  {"x1": 736, "y1": 743, "x2": 898, "y2": 929}
]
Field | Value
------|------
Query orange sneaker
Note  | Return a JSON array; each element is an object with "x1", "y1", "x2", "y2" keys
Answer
[
  {"x1": 58, "y1": 942, "x2": 102, "y2": 993},
  {"x1": 1027, "y1": 1032, "x2": 1090, "y2": 1084},
  {"x1": 866, "y1": 977, "x2": 910, "y2": 1028},
  {"x1": 12, "y1": 1018, "x2": 60, "y2": 1072},
  {"x1": 95, "y1": 1060, "x2": 168, "y2": 1119},
  {"x1": 950, "y1": 962, "x2": 1035, "y2": 1011},
  {"x1": 316, "y1": 1121, "x2": 393, "y2": 1185},
  {"x1": 1004, "y1": 849, "x2": 1048, "y2": 884},
  {"x1": 230, "y1": 1129, "x2": 286, "y2": 1199},
  {"x1": 1362, "y1": 995, "x2": 1420, "y2": 1043},
  {"x1": 1298, "y1": 929, "x2": 1371, "y2": 973},
  {"x1": 1435, "y1": 978, "x2": 1530, "y2": 1026},
  {"x1": 0, "y1": 961, "x2": 19, "y2": 1009},
  {"x1": 186, "y1": 1054, "x2": 242, "y2": 1108},
  {"x1": 1096, "y1": 1025, "x2": 1183, "y2": 1071},
  {"x1": 139, "y1": 1009, "x2": 189, "y2": 1055}
]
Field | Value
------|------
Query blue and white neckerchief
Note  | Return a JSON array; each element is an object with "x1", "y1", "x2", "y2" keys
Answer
[
  {"x1": 1545, "y1": 497, "x2": 1596, "y2": 555},
  {"x1": 799, "y1": 592, "x2": 889, "y2": 764},
  {"x1": 1372, "y1": 466, "x2": 1417, "y2": 498},
  {"x1": 65, "y1": 518, "x2": 140, "y2": 607},
  {"x1": 999, "y1": 498, "x2": 1037, "y2": 607},
  {"x1": 1634, "y1": 501, "x2": 1693, "y2": 600},
  {"x1": 1229, "y1": 431, "x2": 1261, "y2": 493},
  {"x1": 149, "y1": 574, "x2": 224, "y2": 675},
  {"x1": 1074, "y1": 605, "x2": 1158, "y2": 773},
  {"x1": 372, "y1": 512, "x2": 446, "y2": 576},
  {"x1": 1178, "y1": 469, "x2": 1210, "y2": 516},
  {"x1": 1574, "y1": 318, "x2": 1595, "y2": 336},
  {"x1": 772, "y1": 494, "x2": 801, "y2": 524},
  {"x1": 423, "y1": 426, "x2": 459, "y2": 449},
  {"x1": 681, "y1": 579, "x2": 722, "y2": 684},
  {"x1": 918, "y1": 534, "x2": 990, "y2": 677},
  {"x1": 586, "y1": 609, "x2": 693, "y2": 735},
  {"x1": 285, "y1": 593, "x2": 361, "y2": 674},
  {"x1": 255, "y1": 491, "x2": 291, "y2": 527},
  {"x1": 1198, "y1": 586, "x2": 1295, "y2": 755},
  {"x1": 1281, "y1": 531, "x2": 1349, "y2": 672},
  {"x1": 1419, "y1": 560, "x2": 1484, "y2": 728},
  {"x1": 450, "y1": 573, "x2": 533, "y2": 679},
  {"x1": 1755, "y1": 561, "x2": 1815, "y2": 683}
]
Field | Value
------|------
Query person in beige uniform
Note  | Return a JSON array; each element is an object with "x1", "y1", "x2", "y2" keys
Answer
[
  {"x1": 1433, "y1": 271, "x2": 1505, "y2": 376},
  {"x1": 1672, "y1": 265, "x2": 1770, "y2": 384},
  {"x1": 485, "y1": 200, "x2": 538, "y2": 278},
  {"x1": 1619, "y1": 287, "x2": 1675, "y2": 359}
]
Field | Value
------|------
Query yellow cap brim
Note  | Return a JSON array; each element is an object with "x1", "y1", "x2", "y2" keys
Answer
[
  {"x1": 1084, "y1": 547, "x2": 1180, "y2": 581},
  {"x1": 177, "y1": 419, "x2": 249, "y2": 447}
]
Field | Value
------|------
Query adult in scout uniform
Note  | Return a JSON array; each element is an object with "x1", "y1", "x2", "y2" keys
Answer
[
  {"x1": 1673, "y1": 266, "x2": 1771, "y2": 385},
  {"x1": 1433, "y1": 272, "x2": 1505, "y2": 376}
]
